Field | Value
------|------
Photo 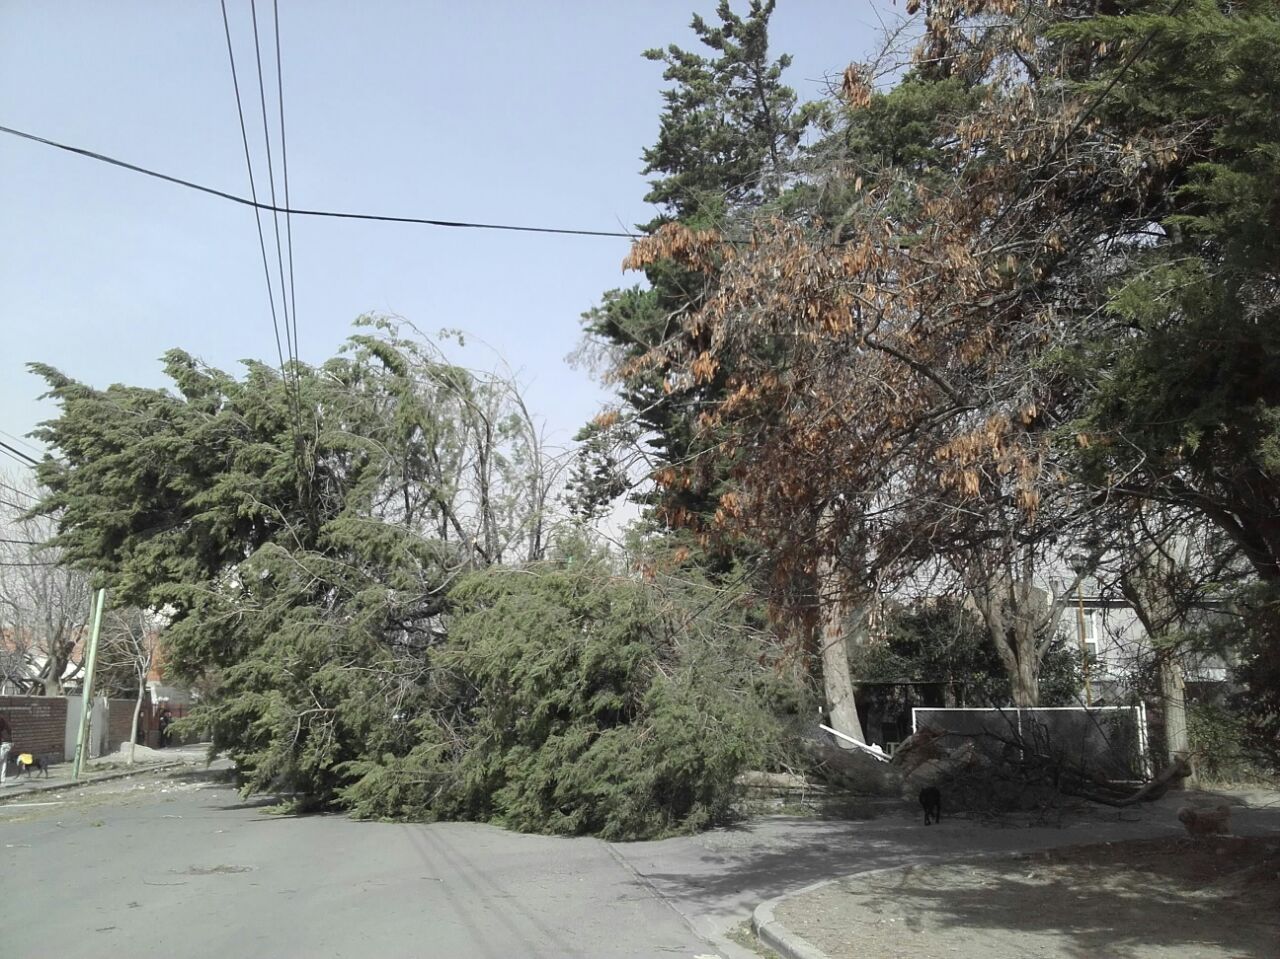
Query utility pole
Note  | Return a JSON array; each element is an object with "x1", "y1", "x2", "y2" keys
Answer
[
  {"x1": 72, "y1": 587, "x2": 107, "y2": 780},
  {"x1": 1074, "y1": 579, "x2": 1093, "y2": 707},
  {"x1": 1068, "y1": 554, "x2": 1094, "y2": 706}
]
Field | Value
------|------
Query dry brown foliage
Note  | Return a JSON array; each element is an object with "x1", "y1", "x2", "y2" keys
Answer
[{"x1": 621, "y1": 0, "x2": 1199, "y2": 632}]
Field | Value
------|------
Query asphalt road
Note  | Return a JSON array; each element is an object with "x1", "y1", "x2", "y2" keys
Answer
[
  {"x1": 0, "y1": 770, "x2": 711, "y2": 959},
  {"x1": 5, "y1": 767, "x2": 1273, "y2": 959}
]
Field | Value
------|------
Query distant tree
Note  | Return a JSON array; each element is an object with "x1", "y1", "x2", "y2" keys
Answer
[
  {"x1": 97, "y1": 607, "x2": 162, "y2": 763},
  {"x1": 563, "y1": 420, "x2": 629, "y2": 523},
  {"x1": 853, "y1": 598, "x2": 1080, "y2": 708},
  {"x1": 0, "y1": 472, "x2": 91, "y2": 694}
]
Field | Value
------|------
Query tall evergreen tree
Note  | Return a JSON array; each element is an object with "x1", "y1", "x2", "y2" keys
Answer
[{"x1": 579, "y1": 1, "x2": 815, "y2": 543}]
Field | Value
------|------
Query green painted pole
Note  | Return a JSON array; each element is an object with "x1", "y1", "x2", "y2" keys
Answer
[{"x1": 72, "y1": 587, "x2": 107, "y2": 781}]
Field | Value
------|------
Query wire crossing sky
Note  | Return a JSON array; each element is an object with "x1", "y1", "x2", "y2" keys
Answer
[
  {"x1": 0, "y1": 1, "x2": 893, "y2": 460},
  {"x1": 0, "y1": 124, "x2": 640, "y2": 239}
]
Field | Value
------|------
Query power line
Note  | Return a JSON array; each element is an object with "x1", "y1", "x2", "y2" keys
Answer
[
  {"x1": 249, "y1": 0, "x2": 296, "y2": 378},
  {"x1": 3, "y1": 4, "x2": 1167, "y2": 257},
  {"x1": 252, "y1": 0, "x2": 304, "y2": 437},
  {"x1": 250, "y1": 0, "x2": 306, "y2": 443},
  {"x1": 0, "y1": 440, "x2": 40, "y2": 468},
  {"x1": 0, "y1": 123, "x2": 637, "y2": 239},
  {"x1": 219, "y1": 0, "x2": 298, "y2": 436},
  {"x1": 0, "y1": 537, "x2": 42, "y2": 547},
  {"x1": 0, "y1": 481, "x2": 37, "y2": 503},
  {"x1": 0, "y1": 430, "x2": 41, "y2": 456},
  {"x1": 273, "y1": 0, "x2": 301, "y2": 396}
]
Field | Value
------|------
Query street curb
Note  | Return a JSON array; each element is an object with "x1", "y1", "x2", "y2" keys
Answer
[
  {"x1": 749, "y1": 850, "x2": 1039, "y2": 959},
  {"x1": 751, "y1": 876, "x2": 842, "y2": 959},
  {"x1": 0, "y1": 760, "x2": 192, "y2": 802},
  {"x1": 748, "y1": 832, "x2": 1186, "y2": 959},
  {"x1": 752, "y1": 859, "x2": 943, "y2": 959}
]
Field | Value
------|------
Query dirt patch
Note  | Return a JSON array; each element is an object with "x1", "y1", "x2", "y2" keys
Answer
[
  {"x1": 180, "y1": 864, "x2": 255, "y2": 875},
  {"x1": 89, "y1": 743, "x2": 178, "y2": 767},
  {"x1": 775, "y1": 835, "x2": 1280, "y2": 959}
]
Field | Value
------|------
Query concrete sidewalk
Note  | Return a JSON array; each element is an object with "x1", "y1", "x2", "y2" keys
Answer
[
  {"x1": 607, "y1": 787, "x2": 1280, "y2": 959},
  {"x1": 0, "y1": 743, "x2": 212, "y2": 802},
  {"x1": 741, "y1": 788, "x2": 1280, "y2": 959}
]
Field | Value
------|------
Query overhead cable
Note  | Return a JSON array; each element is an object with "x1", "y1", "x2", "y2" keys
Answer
[
  {"x1": 272, "y1": 0, "x2": 301, "y2": 382},
  {"x1": 219, "y1": 0, "x2": 294, "y2": 411},
  {"x1": 0, "y1": 440, "x2": 40, "y2": 468},
  {"x1": 0, "y1": 123, "x2": 637, "y2": 239},
  {"x1": 0, "y1": 481, "x2": 38, "y2": 503}
]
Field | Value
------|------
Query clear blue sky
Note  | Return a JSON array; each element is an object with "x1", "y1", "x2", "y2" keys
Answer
[{"x1": 0, "y1": 1, "x2": 894, "y2": 465}]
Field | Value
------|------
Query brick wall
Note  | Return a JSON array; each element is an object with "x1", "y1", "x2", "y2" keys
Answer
[
  {"x1": 107, "y1": 698, "x2": 140, "y2": 751},
  {"x1": 0, "y1": 696, "x2": 69, "y2": 763}
]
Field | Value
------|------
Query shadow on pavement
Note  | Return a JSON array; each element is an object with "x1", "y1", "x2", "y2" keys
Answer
[
  {"x1": 808, "y1": 842, "x2": 1279, "y2": 959},
  {"x1": 162, "y1": 766, "x2": 237, "y2": 785}
]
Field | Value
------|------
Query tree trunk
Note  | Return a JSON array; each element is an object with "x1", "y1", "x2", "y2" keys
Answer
[
  {"x1": 1116, "y1": 516, "x2": 1197, "y2": 787},
  {"x1": 820, "y1": 610, "x2": 866, "y2": 743},
  {"x1": 128, "y1": 673, "x2": 146, "y2": 765},
  {"x1": 816, "y1": 546, "x2": 866, "y2": 744},
  {"x1": 1159, "y1": 651, "x2": 1192, "y2": 784},
  {"x1": 1011, "y1": 648, "x2": 1040, "y2": 707},
  {"x1": 944, "y1": 682, "x2": 958, "y2": 708},
  {"x1": 973, "y1": 578, "x2": 1042, "y2": 708}
]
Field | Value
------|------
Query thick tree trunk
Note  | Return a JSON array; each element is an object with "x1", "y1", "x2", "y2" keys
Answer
[
  {"x1": 1117, "y1": 519, "x2": 1197, "y2": 787},
  {"x1": 974, "y1": 578, "x2": 1042, "y2": 708},
  {"x1": 820, "y1": 614, "x2": 866, "y2": 743},
  {"x1": 1011, "y1": 651, "x2": 1040, "y2": 707},
  {"x1": 817, "y1": 547, "x2": 866, "y2": 744},
  {"x1": 39, "y1": 634, "x2": 82, "y2": 696}
]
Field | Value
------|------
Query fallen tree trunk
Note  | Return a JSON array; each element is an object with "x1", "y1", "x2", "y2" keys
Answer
[
  {"x1": 1063, "y1": 756, "x2": 1192, "y2": 807},
  {"x1": 800, "y1": 737, "x2": 903, "y2": 797}
]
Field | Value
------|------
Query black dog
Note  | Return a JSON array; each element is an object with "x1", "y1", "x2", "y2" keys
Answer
[
  {"x1": 14, "y1": 753, "x2": 50, "y2": 779},
  {"x1": 919, "y1": 786, "x2": 941, "y2": 825}
]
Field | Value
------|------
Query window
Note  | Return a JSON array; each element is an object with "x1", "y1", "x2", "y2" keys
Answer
[{"x1": 1078, "y1": 610, "x2": 1099, "y2": 659}]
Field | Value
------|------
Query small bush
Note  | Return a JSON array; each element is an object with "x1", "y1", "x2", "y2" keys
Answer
[{"x1": 1187, "y1": 703, "x2": 1272, "y2": 784}]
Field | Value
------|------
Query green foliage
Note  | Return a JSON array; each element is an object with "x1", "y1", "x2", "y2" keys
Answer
[
  {"x1": 1187, "y1": 702, "x2": 1273, "y2": 784},
  {"x1": 851, "y1": 600, "x2": 1082, "y2": 707},
  {"x1": 30, "y1": 316, "x2": 787, "y2": 837},
  {"x1": 1049, "y1": 2, "x2": 1280, "y2": 756},
  {"x1": 345, "y1": 559, "x2": 780, "y2": 839},
  {"x1": 581, "y1": 0, "x2": 812, "y2": 542},
  {"x1": 1061, "y1": 3, "x2": 1280, "y2": 573},
  {"x1": 801, "y1": 72, "x2": 980, "y2": 231},
  {"x1": 1222, "y1": 586, "x2": 1280, "y2": 776},
  {"x1": 563, "y1": 421, "x2": 629, "y2": 522},
  {"x1": 641, "y1": 0, "x2": 816, "y2": 220},
  {"x1": 853, "y1": 601, "x2": 1003, "y2": 698},
  {"x1": 31, "y1": 319, "x2": 543, "y2": 804}
]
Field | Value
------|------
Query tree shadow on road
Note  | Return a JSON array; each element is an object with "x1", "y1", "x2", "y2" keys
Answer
[{"x1": 161, "y1": 766, "x2": 237, "y2": 786}]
